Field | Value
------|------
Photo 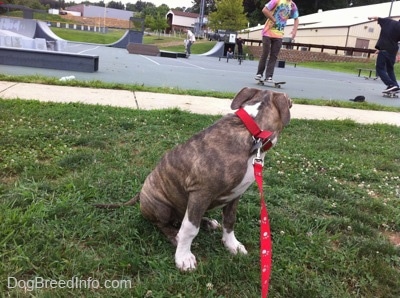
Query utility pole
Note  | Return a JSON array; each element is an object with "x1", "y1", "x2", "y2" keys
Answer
[
  {"x1": 198, "y1": 0, "x2": 205, "y2": 38},
  {"x1": 389, "y1": 0, "x2": 395, "y2": 17}
]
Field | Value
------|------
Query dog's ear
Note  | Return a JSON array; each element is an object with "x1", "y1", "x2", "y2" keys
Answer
[
  {"x1": 272, "y1": 92, "x2": 292, "y2": 126},
  {"x1": 230, "y1": 87, "x2": 260, "y2": 110}
]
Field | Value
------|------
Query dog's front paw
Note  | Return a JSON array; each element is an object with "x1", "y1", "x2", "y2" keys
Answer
[
  {"x1": 222, "y1": 229, "x2": 248, "y2": 255},
  {"x1": 175, "y1": 252, "x2": 197, "y2": 271}
]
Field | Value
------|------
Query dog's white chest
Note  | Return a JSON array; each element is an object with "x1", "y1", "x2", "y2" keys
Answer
[{"x1": 218, "y1": 154, "x2": 265, "y2": 203}]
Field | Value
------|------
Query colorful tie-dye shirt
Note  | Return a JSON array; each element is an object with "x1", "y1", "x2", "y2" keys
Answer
[{"x1": 262, "y1": 0, "x2": 299, "y2": 38}]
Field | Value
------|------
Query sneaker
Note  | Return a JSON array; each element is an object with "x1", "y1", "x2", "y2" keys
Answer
[
  {"x1": 255, "y1": 74, "x2": 262, "y2": 80},
  {"x1": 266, "y1": 77, "x2": 273, "y2": 83},
  {"x1": 383, "y1": 85, "x2": 399, "y2": 93}
]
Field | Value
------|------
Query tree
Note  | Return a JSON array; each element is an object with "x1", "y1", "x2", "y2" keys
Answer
[
  {"x1": 208, "y1": 0, "x2": 248, "y2": 31},
  {"x1": 190, "y1": 0, "x2": 216, "y2": 14},
  {"x1": 4, "y1": 0, "x2": 47, "y2": 10},
  {"x1": 243, "y1": 0, "x2": 264, "y2": 27},
  {"x1": 107, "y1": 1, "x2": 124, "y2": 10},
  {"x1": 125, "y1": 3, "x2": 136, "y2": 12},
  {"x1": 145, "y1": 11, "x2": 168, "y2": 34},
  {"x1": 143, "y1": 5, "x2": 168, "y2": 35},
  {"x1": 133, "y1": 0, "x2": 154, "y2": 13}
]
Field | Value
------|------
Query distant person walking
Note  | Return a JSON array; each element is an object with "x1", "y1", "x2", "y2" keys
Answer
[
  {"x1": 368, "y1": 16, "x2": 400, "y2": 93},
  {"x1": 255, "y1": 0, "x2": 299, "y2": 83},
  {"x1": 185, "y1": 29, "x2": 196, "y2": 56}
]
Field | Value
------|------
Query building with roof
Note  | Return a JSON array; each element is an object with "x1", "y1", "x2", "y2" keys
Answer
[
  {"x1": 66, "y1": 4, "x2": 133, "y2": 21},
  {"x1": 166, "y1": 10, "x2": 208, "y2": 36},
  {"x1": 239, "y1": 2, "x2": 400, "y2": 54}
]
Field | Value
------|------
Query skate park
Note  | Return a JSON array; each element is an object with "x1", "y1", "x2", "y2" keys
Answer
[
  {"x1": 0, "y1": 17, "x2": 400, "y2": 108},
  {"x1": 0, "y1": 15, "x2": 144, "y2": 72}
]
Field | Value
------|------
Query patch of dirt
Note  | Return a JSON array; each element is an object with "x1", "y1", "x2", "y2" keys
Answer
[{"x1": 384, "y1": 231, "x2": 400, "y2": 247}]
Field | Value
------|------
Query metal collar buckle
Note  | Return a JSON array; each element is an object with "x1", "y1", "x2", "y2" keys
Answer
[{"x1": 252, "y1": 139, "x2": 264, "y2": 166}]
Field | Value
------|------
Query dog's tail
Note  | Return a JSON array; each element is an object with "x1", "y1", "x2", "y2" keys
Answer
[{"x1": 94, "y1": 193, "x2": 140, "y2": 209}]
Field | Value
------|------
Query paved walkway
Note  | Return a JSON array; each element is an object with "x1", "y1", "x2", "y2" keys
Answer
[{"x1": 0, "y1": 81, "x2": 399, "y2": 126}]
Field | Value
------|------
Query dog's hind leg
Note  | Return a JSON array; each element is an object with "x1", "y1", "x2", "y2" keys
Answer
[
  {"x1": 140, "y1": 195, "x2": 183, "y2": 246},
  {"x1": 222, "y1": 198, "x2": 248, "y2": 255},
  {"x1": 155, "y1": 223, "x2": 180, "y2": 246}
]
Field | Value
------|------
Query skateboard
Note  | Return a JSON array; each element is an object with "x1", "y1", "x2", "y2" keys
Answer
[
  {"x1": 256, "y1": 79, "x2": 286, "y2": 88},
  {"x1": 382, "y1": 90, "x2": 399, "y2": 98}
]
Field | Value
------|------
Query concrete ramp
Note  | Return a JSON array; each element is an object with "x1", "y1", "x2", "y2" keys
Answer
[
  {"x1": 35, "y1": 20, "x2": 64, "y2": 42},
  {"x1": 0, "y1": 17, "x2": 65, "y2": 42},
  {"x1": 107, "y1": 30, "x2": 144, "y2": 48},
  {"x1": 0, "y1": 17, "x2": 37, "y2": 38},
  {"x1": 0, "y1": 17, "x2": 98, "y2": 72},
  {"x1": 199, "y1": 41, "x2": 224, "y2": 57}
]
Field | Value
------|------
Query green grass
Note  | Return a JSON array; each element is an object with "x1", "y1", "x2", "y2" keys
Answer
[
  {"x1": 299, "y1": 61, "x2": 376, "y2": 74},
  {"x1": 143, "y1": 35, "x2": 184, "y2": 45},
  {"x1": 0, "y1": 100, "x2": 399, "y2": 297},
  {"x1": 51, "y1": 27, "x2": 126, "y2": 44},
  {"x1": 46, "y1": 27, "x2": 216, "y2": 54},
  {"x1": 160, "y1": 41, "x2": 216, "y2": 55},
  {"x1": 299, "y1": 61, "x2": 400, "y2": 78},
  {"x1": 3, "y1": 11, "x2": 66, "y2": 23}
]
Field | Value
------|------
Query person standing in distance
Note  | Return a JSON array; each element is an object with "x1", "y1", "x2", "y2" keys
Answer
[
  {"x1": 185, "y1": 28, "x2": 196, "y2": 57},
  {"x1": 368, "y1": 16, "x2": 400, "y2": 93},
  {"x1": 255, "y1": 0, "x2": 299, "y2": 83},
  {"x1": 236, "y1": 37, "x2": 244, "y2": 57}
]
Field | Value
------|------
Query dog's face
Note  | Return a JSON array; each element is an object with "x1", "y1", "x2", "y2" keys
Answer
[{"x1": 231, "y1": 87, "x2": 292, "y2": 134}]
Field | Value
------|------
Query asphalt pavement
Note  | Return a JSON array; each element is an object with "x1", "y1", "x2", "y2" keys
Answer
[{"x1": 1, "y1": 40, "x2": 400, "y2": 108}]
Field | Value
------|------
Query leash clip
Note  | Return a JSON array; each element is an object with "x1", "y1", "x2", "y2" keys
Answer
[
  {"x1": 251, "y1": 137, "x2": 262, "y2": 152},
  {"x1": 253, "y1": 147, "x2": 264, "y2": 166}
]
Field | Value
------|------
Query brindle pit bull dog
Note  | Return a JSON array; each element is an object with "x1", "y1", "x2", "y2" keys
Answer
[{"x1": 96, "y1": 87, "x2": 292, "y2": 271}]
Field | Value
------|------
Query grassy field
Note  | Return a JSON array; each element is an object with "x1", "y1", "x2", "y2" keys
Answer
[
  {"x1": 50, "y1": 27, "x2": 127, "y2": 44},
  {"x1": 0, "y1": 99, "x2": 399, "y2": 297}
]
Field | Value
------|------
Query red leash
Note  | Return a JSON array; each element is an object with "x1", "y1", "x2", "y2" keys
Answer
[
  {"x1": 254, "y1": 161, "x2": 272, "y2": 298},
  {"x1": 235, "y1": 108, "x2": 273, "y2": 297}
]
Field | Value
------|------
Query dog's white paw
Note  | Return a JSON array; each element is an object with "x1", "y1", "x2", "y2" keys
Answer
[
  {"x1": 222, "y1": 229, "x2": 248, "y2": 255},
  {"x1": 175, "y1": 252, "x2": 197, "y2": 271}
]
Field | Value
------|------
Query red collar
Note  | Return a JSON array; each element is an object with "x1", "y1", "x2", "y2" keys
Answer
[{"x1": 235, "y1": 108, "x2": 274, "y2": 152}]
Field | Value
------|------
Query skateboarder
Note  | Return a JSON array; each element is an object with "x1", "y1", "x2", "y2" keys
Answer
[
  {"x1": 185, "y1": 28, "x2": 196, "y2": 56},
  {"x1": 255, "y1": 0, "x2": 299, "y2": 83},
  {"x1": 368, "y1": 16, "x2": 400, "y2": 93}
]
